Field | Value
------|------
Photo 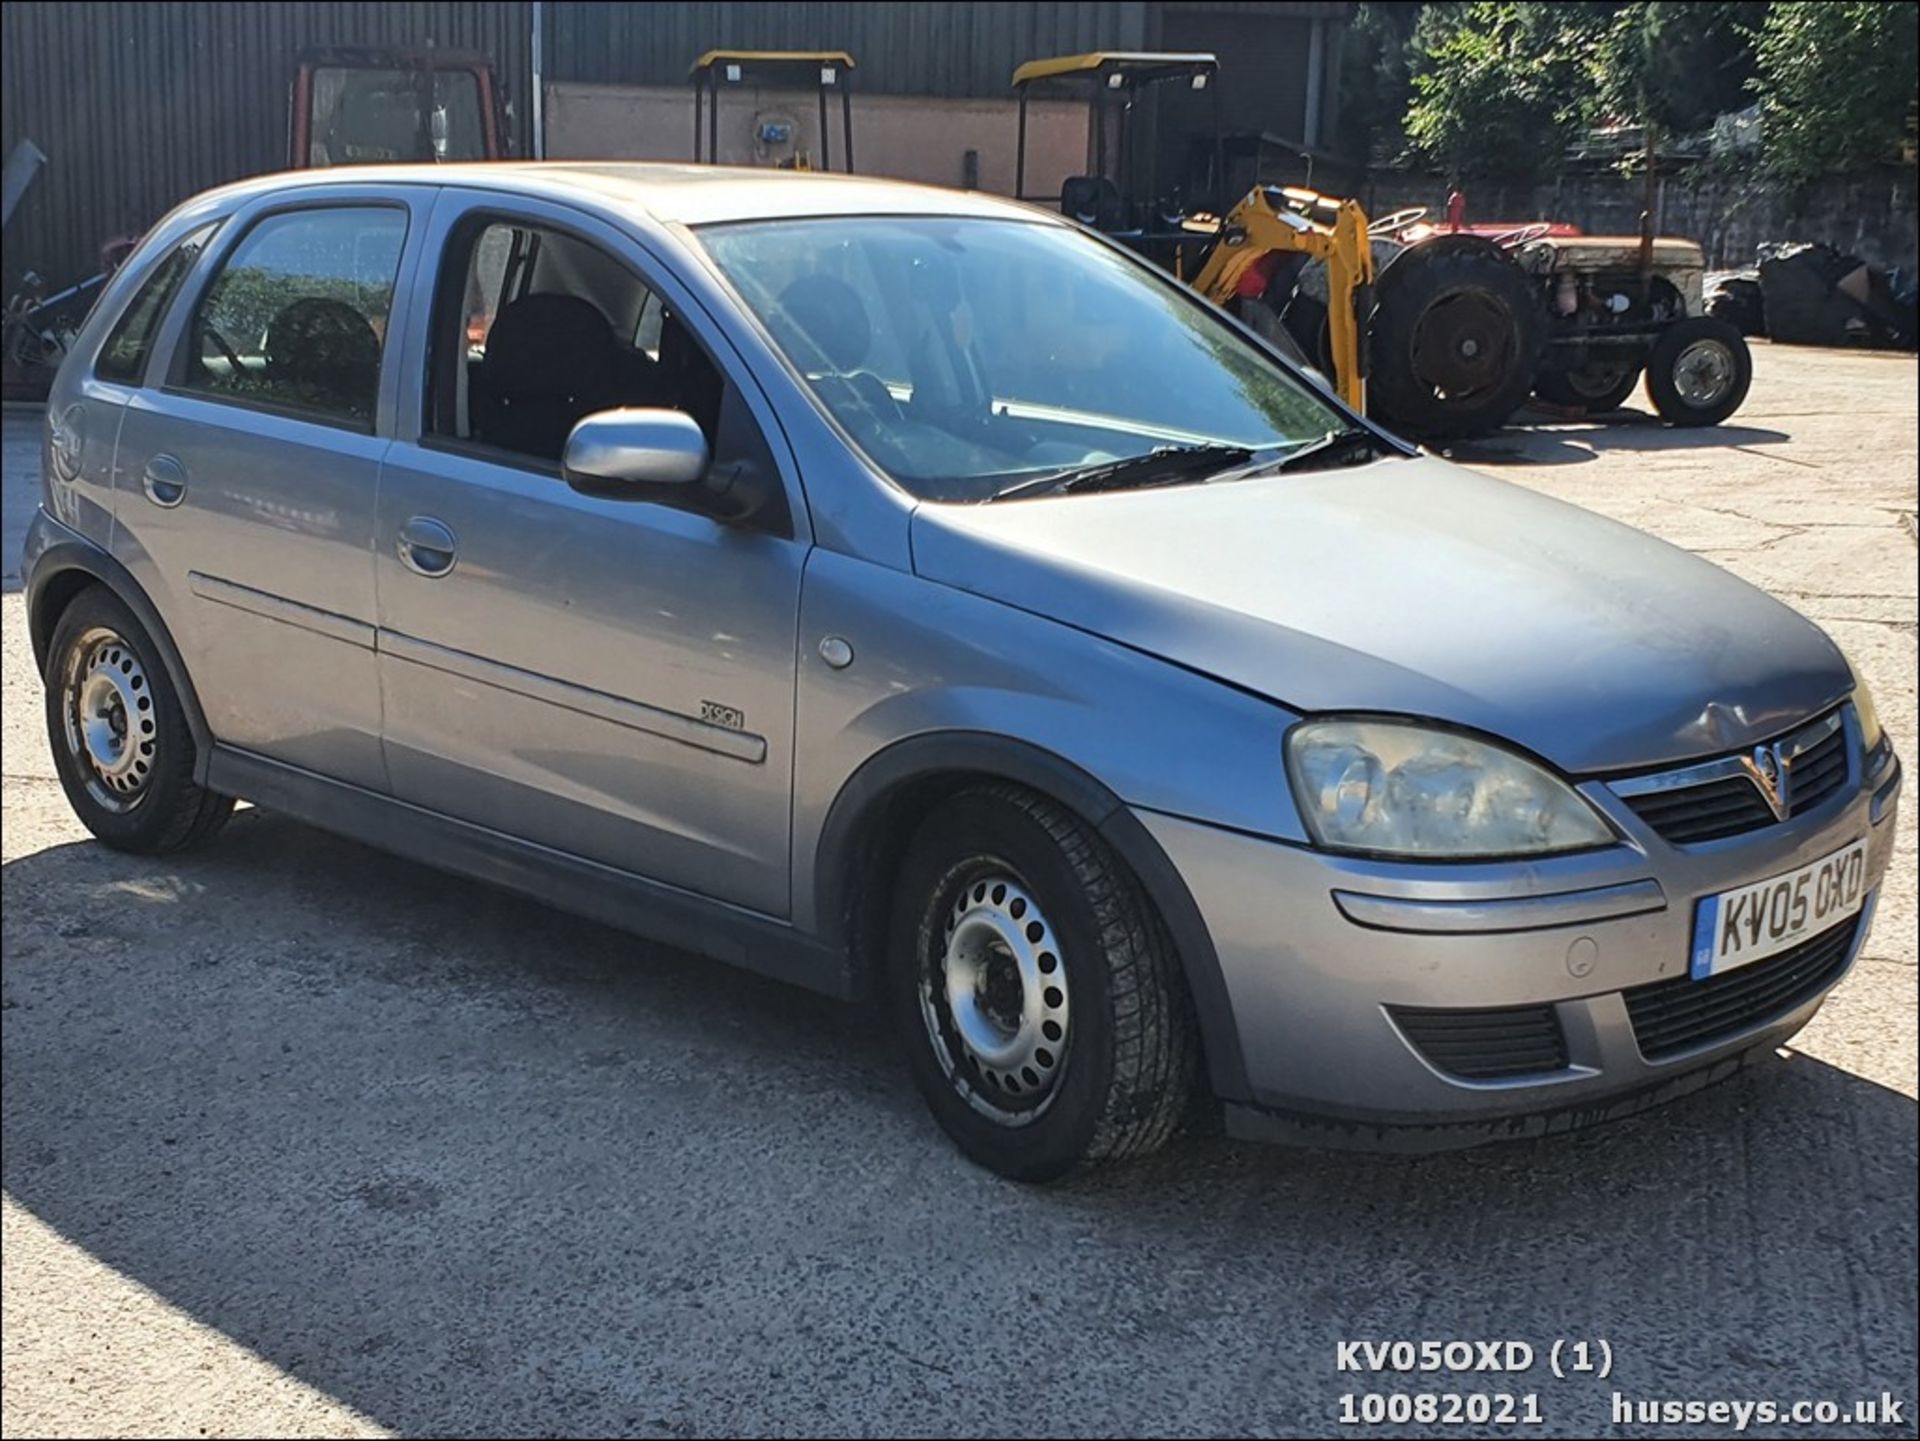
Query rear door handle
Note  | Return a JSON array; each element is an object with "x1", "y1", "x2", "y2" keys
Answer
[
  {"x1": 397, "y1": 515, "x2": 457, "y2": 578},
  {"x1": 142, "y1": 453, "x2": 187, "y2": 508}
]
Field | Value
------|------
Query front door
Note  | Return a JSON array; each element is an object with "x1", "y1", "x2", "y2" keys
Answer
[
  {"x1": 111, "y1": 193, "x2": 424, "y2": 790},
  {"x1": 372, "y1": 196, "x2": 807, "y2": 917}
]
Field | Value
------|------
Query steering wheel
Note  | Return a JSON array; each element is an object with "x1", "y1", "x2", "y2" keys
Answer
[
  {"x1": 201, "y1": 324, "x2": 248, "y2": 376},
  {"x1": 1368, "y1": 206, "x2": 1429, "y2": 238},
  {"x1": 1491, "y1": 223, "x2": 1554, "y2": 248}
]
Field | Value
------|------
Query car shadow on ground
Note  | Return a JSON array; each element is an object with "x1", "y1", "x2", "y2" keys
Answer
[
  {"x1": 1441, "y1": 411, "x2": 1794, "y2": 468},
  {"x1": 4, "y1": 809, "x2": 1915, "y2": 1435}
]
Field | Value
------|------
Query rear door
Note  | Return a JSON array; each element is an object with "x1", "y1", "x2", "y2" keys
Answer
[
  {"x1": 111, "y1": 187, "x2": 430, "y2": 789},
  {"x1": 42, "y1": 220, "x2": 221, "y2": 545}
]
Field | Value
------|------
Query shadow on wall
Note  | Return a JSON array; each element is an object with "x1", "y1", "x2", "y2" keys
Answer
[{"x1": 2, "y1": 805, "x2": 1915, "y2": 1433}]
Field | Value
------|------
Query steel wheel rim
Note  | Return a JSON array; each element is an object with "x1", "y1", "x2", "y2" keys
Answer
[
  {"x1": 919, "y1": 869, "x2": 1070, "y2": 1127},
  {"x1": 1673, "y1": 338, "x2": 1734, "y2": 406},
  {"x1": 1564, "y1": 362, "x2": 1634, "y2": 400},
  {"x1": 61, "y1": 627, "x2": 157, "y2": 811},
  {"x1": 1410, "y1": 289, "x2": 1510, "y2": 400}
]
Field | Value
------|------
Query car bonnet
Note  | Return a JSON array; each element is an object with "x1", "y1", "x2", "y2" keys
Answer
[{"x1": 907, "y1": 455, "x2": 1852, "y2": 775}]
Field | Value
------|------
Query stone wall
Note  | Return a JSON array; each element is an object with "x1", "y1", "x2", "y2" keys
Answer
[{"x1": 1359, "y1": 168, "x2": 1919, "y2": 275}]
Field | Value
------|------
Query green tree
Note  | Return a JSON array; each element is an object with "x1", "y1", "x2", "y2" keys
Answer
[
  {"x1": 1594, "y1": 1, "x2": 1767, "y2": 137},
  {"x1": 1752, "y1": 1, "x2": 1919, "y2": 183},
  {"x1": 1402, "y1": 2, "x2": 1609, "y2": 182},
  {"x1": 1337, "y1": 1, "x2": 1426, "y2": 164}
]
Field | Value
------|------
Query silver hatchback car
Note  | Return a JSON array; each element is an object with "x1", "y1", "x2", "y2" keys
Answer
[{"x1": 27, "y1": 165, "x2": 1902, "y2": 1179}]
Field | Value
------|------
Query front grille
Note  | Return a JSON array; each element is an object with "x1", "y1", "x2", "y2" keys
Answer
[
  {"x1": 1785, "y1": 719, "x2": 1849, "y2": 814},
  {"x1": 1614, "y1": 709, "x2": 1852, "y2": 846},
  {"x1": 1390, "y1": 1003, "x2": 1569, "y2": 1079},
  {"x1": 1624, "y1": 914, "x2": 1860, "y2": 1060},
  {"x1": 1622, "y1": 776, "x2": 1775, "y2": 843}
]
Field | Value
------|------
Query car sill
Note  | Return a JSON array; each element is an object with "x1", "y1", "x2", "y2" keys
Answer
[{"x1": 203, "y1": 745, "x2": 848, "y2": 996}]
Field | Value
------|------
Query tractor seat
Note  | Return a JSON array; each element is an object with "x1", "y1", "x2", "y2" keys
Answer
[{"x1": 1059, "y1": 175, "x2": 1125, "y2": 232}]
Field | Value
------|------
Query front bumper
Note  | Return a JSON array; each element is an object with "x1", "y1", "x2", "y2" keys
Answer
[{"x1": 1142, "y1": 749, "x2": 1901, "y2": 1151}]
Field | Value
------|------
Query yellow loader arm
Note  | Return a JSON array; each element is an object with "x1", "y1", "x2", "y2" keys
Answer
[{"x1": 1190, "y1": 186, "x2": 1374, "y2": 413}]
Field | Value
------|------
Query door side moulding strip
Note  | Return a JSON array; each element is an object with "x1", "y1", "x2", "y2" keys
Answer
[
  {"x1": 204, "y1": 745, "x2": 846, "y2": 993},
  {"x1": 188, "y1": 571, "x2": 376, "y2": 649},
  {"x1": 377, "y1": 628, "x2": 768, "y2": 763}
]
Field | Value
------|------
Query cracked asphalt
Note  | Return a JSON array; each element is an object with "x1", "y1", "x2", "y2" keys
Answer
[{"x1": 3, "y1": 342, "x2": 1916, "y2": 1439}]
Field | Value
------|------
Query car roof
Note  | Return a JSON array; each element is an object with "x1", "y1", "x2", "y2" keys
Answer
[{"x1": 191, "y1": 162, "x2": 1057, "y2": 229}]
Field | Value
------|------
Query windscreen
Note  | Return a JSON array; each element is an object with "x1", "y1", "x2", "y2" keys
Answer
[
  {"x1": 307, "y1": 67, "x2": 486, "y2": 165},
  {"x1": 699, "y1": 215, "x2": 1341, "y2": 502}
]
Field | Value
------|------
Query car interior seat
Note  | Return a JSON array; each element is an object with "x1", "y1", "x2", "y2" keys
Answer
[
  {"x1": 469, "y1": 292, "x2": 623, "y2": 459},
  {"x1": 773, "y1": 274, "x2": 900, "y2": 427}
]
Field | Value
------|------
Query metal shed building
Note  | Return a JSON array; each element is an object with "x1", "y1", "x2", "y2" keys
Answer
[{"x1": 2, "y1": 1, "x2": 1350, "y2": 287}]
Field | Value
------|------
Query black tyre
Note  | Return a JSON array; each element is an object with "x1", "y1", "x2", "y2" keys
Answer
[
  {"x1": 1533, "y1": 360, "x2": 1643, "y2": 412},
  {"x1": 1644, "y1": 316, "x2": 1752, "y2": 427},
  {"x1": 44, "y1": 585, "x2": 233, "y2": 853},
  {"x1": 1369, "y1": 236, "x2": 1546, "y2": 439},
  {"x1": 1231, "y1": 294, "x2": 1319, "y2": 373},
  {"x1": 887, "y1": 784, "x2": 1197, "y2": 1181}
]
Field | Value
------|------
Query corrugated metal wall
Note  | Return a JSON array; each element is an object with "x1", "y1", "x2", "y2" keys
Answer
[
  {"x1": 1, "y1": 1, "x2": 1348, "y2": 286},
  {"x1": 547, "y1": 1, "x2": 1153, "y2": 97},
  {"x1": 1, "y1": 1, "x2": 532, "y2": 289}
]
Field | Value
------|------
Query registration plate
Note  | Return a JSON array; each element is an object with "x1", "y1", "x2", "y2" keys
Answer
[{"x1": 1690, "y1": 840, "x2": 1867, "y2": 979}]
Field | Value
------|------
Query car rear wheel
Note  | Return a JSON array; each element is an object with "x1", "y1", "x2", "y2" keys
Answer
[
  {"x1": 887, "y1": 784, "x2": 1197, "y2": 1181},
  {"x1": 45, "y1": 585, "x2": 232, "y2": 853}
]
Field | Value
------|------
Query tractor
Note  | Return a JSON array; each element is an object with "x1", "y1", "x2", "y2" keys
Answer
[
  {"x1": 290, "y1": 47, "x2": 506, "y2": 167},
  {"x1": 1009, "y1": 51, "x2": 1753, "y2": 437}
]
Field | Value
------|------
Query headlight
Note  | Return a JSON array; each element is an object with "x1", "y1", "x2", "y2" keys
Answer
[
  {"x1": 1853, "y1": 675, "x2": 1887, "y2": 758},
  {"x1": 1285, "y1": 718, "x2": 1614, "y2": 858}
]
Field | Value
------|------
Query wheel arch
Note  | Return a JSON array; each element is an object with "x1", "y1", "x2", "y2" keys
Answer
[
  {"x1": 813, "y1": 730, "x2": 1252, "y2": 1103},
  {"x1": 28, "y1": 538, "x2": 214, "y2": 771}
]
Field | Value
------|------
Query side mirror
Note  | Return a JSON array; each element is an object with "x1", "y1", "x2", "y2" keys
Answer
[
  {"x1": 564, "y1": 406, "x2": 783, "y2": 528},
  {"x1": 563, "y1": 408, "x2": 711, "y2": 497}
]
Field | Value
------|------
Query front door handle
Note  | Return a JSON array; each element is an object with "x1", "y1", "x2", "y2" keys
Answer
[
  {"x1": 397, "y1": 515, "x2": 458, "y2": 578},
  {"x1": 142, "y1": 453, "x2": 187, "y2": 508}
]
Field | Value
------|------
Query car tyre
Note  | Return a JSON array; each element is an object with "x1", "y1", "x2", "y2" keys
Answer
[
  {"x1": 887, "y1": 784, "x2": 1197, "y2": 1181},
  {"x1": 1644, "y1": 316, "x2": 1752, "y2": 427},
  {"x1": 44, "y1": 585, "x2": 233, "y2": 853}
]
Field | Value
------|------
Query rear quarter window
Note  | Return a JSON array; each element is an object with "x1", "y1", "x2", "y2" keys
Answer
[{"x1": 94, "y1": 222, "x2": 220, "y2": 385}]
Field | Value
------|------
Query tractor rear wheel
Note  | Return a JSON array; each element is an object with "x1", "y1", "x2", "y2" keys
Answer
[{"x1": 1368, "y1": 236, "x2": 1545, "y2": 439}]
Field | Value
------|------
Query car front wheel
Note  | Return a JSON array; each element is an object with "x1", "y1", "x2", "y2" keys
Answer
[
  {"x1": 44, "y1": 585, "x2": 233, "y2": 853},
  {"x1": 888, "y1": 784, "x2": 1197, "y2": 1181}
]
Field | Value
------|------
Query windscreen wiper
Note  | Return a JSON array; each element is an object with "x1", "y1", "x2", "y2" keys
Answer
[
  {"x1": 990, "y1": 443, "x2": 1254, "y2": 502},
  {"x1": 1269, "y1": 427, "x2": 1386, "y2": 474}
]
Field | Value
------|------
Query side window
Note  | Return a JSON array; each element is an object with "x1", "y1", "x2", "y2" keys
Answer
[
  {"x1": 183, "y1": 206, "x2": 407, "y2": 427},
  {"x1": 432, "y1": 217, "x2": 736, "y2": 468},
  {"x1": 94, "y1": 222, "x2": 219, "y2": 385}
]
